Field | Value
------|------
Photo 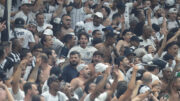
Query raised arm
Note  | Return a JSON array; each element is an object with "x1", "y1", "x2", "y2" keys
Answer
[
  {"x1": 52, "y1": 0, "x2": 64, "y2": 18},
  {"x1": 12, "y1": 59, "x2": 27, "y2": 94},
  {"x1": 131, "y1": 80, "x2": 143, "y2": 99},
  {"x1": 28, "y1": 56, "x2": 41, "y2": 82},
  {"x1": 90, "y1": 67, "x2": 111, "y2": 101},
  {"x1": 119, "y1": 65, "x2": 138, "y2": 101},
  {"x1": 0, "y1": 82, "x2": 14, "y2": 101}
]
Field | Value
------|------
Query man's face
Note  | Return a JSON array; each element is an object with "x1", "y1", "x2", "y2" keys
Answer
[
  {"x1": 144, "y1": 28, "x2": 153, "y2": 39},
  {"x1": 82, "y1": 66, "x2": 91, "y2": 79},
  {"x1": 44, "y1": 35, "x2": 53, "y2": 48},
  {"x1": 93, "y1": 31, "x2": 102, "y2": 39},
  {"x1": 69, "y1": 54, "x2": 80, "y2": 66},
  {"x1": 69, "y1": 36, "x2": 76, "y2": 47},
  {"x1": 21, "y1": 5, "x2": 30, "y2": 14},
  {"x1": 52, "y1": 50, "x2": 57, "y2": 60},
  {"x1": 123, "y1": 32, "x2": 133, "y2": 42},
  {"x1": 144, "y1": 1, "x2": 151, "y2": 8},
  {"x1": 122, "y1": 57, "x2": 130, "y2": 67},
  {"x1": 79, "y1": 35, "x2": 88, "y2": 48},
  {"x1": 36, "y1": 14, "x2": 44, "y2": 26},
  {"x1": 163, "y1": 69, "x2": 172, "y2": 80},
  {"x1": 93, "y1": 16, "x2": 102, "y2": 26},
  {"x1": 168, "y1": 45, "x2": 179, "y2": 57},
  {"x1": 26, "y1": 52, "x2": 33, "y2": 65},
  {"x1": 169, "y1": 13, "x2": 177, "y2": 21},
  {"x1": 108, "y1": 35, "x2": 117, "y2": 45},
  {"x1": 31, "y1": 84, "x2": 39, "y2": 96},
  {"x1": 92, "y1": 55, "x2": 103, "y2": 65},
  {"x1": 51, "y1": 80, "x2": 60, "y2": 91},
  {"x1": 62, "y1": 16, "x2": 71, "y2": 29}
]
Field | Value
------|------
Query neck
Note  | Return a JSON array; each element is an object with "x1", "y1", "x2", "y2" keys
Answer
[
  {"x1": 41, "y1": 63, "x2": 49, "y2": 70},
  {"x1": 49, "y1": 89, "x2": 57, "y2": 96},
  {"x1": 24, "y1": 95, "x2": 31, "y2": 101}
]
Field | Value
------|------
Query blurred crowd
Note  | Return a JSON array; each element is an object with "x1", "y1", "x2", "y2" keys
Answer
[{"x1": 0, "y1": 0, "x2": 180, "y2": 101}]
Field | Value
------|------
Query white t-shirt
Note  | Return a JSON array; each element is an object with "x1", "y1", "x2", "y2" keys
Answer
[
  {"x1": 14, "y1": 11, "x2": 35, "y2": 24},
  {"x1": 68, "y1": 45, "x2": 97, "y2": 63},
  {"x1": 139, "y1": 36, "x2": 155, "y2": 48},
  {"x1": 0, "y1": 3, "x2": 4, "y2": 18},
  {"x1": 37, "y1": 23, "x2": 53, "y2": 33},
  {"x1": 10, "y1": 28, "x2": 35, "y2": 49},
  {"x1": 8, "y1": 88, "x2": 25, "y2": 101},
  {"x1": 84, "y1": 92, "x2": 108, "y2": 101},
  {"x1": 42, "y1": 91, "x2": 68, "y2": 101},
  {"x1": 151, "y1": 73, "x2": 159, "y2": 83},
  {"x1": 84, "y1": 22, "x2": 105, "y2": 37},
  {"x1": 167, "y1": 20, "x2": 179, "y2": 30}
]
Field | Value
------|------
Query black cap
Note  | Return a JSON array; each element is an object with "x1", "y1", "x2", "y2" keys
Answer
[
  {"x1": 102, "y1": 26, "x2": 114, "y2": 32},
  {"x1": 124, "y1": 47, "x2": 135, "y2": 56},
  {"x1": 152, "y1": 58, "x2": 167, "y2": 70},
  {"x1": 130, "y1": 36, "x2": 143, "y2": 42},
  {"x1": 14, "y1": 18, "x2": 25, "y2": 27},
  {"x1": 116, "y1": 1, "x2": 126, "y2": 9}
]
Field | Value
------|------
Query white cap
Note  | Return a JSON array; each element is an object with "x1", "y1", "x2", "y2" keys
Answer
[
  {"x1": 95, "y1": 63, "x2": 108, "y2": 73},
  {"x1": 77, "y1": 64, "x2": 88, "y2": 72},
  {"x1": 165, "y1": 0, "x2": 175, "y2": 7},
  {"x1": 43, "y1": 29, "x2": 53, "y2": 36},
  {"x1": 67, "y1": 32, "x2": 75, "y2": 36},
  {"x1": 22, "y1": 0, "x2": 32, "y2": 5},
  {"x1": 153, "y1": 6, "x2": 160, "y2": 13},
  {"x1": 94, "y1": 12, "x2": 103, "y2": 19},
  {"x1": 168, "y1": 8, "x2": 178, "y2": 14},
  {"x1": 85, "y1": 14, "x2": 92, "y2": 20},
  {"x1": 76, "y1": 21, "x2": 85, "y2": 27},
  {"x1": 53, "y1": 17, "x2": 61, "y2": 24},
  {"x1": 142, "y1": 54, "x2": 153, "y2": 63}
]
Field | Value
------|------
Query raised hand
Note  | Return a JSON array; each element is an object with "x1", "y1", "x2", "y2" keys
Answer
[{"x1": 0, "y1": 21, "x2": 6, "y2": 32}]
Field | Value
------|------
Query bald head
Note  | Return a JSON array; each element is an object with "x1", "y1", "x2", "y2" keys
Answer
[{"x1": 142, "y1": 72, "x2": 152, "y2": 84}]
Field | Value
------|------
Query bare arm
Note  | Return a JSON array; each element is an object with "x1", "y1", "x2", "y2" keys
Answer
[
  {"x1": 0, "y1": 83, "x2": 14, "y2": 101},
  {"x1": 132, "y1": 91, "x2": 150, "y2": 101},
  {"x1": 12, "y1": 59, "x2": 27, "y2": 94},
  {"x1": 131, "y1": 80, "x2": 143, "y2": 99},
  {"x1": 52, "y1": 0, "x2": 64, "y2": 18},
  {"x1": 119, "y1": 65, "x2": 138, "y2": 101},
  {"x1": 167, "y1": 29, "x2": 180, "y2": 44},
  {"x1": 147, "y1": 8, "x2": 152, "y2": 27},
  {"x1": 90, "y1": 67, "x2": 111, "y2": 101},
  {"x1": 28, "y1": 56, "x2": 41, "y2": 82}
]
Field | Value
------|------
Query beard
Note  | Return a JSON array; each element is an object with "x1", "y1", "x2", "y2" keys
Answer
[{"x1": 70, "y1": 61, "x2": 78, "y2": 66}]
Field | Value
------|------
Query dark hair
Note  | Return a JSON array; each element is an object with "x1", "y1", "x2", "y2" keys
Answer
[
  {"x1": 32, "y1": 44, "x2": 43, "y2": 52},
  {"x1": 116, "y1": 81, "x2": 128, "y2": 98},
  {"x1": 102, "y1": 6, "x2": 111, "y2": 17},
  {"x1": 122, "y1": 29, "x2": 131, "y2": 36},
  {"x1": 36, "y1": 12, "x2": 44, "y2": 18},
  {"x1": 32, "y1": 95, "x2": 41, "y2": 101},
  {"x1": 92, "y1": 38, "x2": 103, "y2": 46},
  {"x1": 165, "y1": 41, "x2": 178, "y2": 51},
  {"x1": 23, "y1": 82, "x2": 34, "y2": 95},
  {"x1": 62, "y1": 34, "x2": 73, "y2": 43},
  {"x1": 20, "y1": 49, "x2": 31, "y2": 60},
  {"x1": 92, "y1": 30, "x2": 100, "y2": 36},
  {"x1": 70, "y1": 51, "x2": 81, "y2": 57},
  {"x1": 167, "y1": 28, "x2": 179, "y2": 41},
  {"x1": 163, "y1": 53, "x2": 174, "y2": 61},
  {"x1": 93, "y1": 51, "x2": 104, "y2": 58},
  {"x1": 43, "y1": 48, "x2": 52, "y2": 58},
  {"x1": 47, "y1": 75, "x2": 59, "y2": 87},
  {"x1": 61, "y1": 14, "x2": 70, "y2": 24},
  {"x1": 145, "y1": 45, "x2": 151, "y2": 52},
  {"x1": 112, "y1": 13, "x2": 120, "y2": 20},
  {"x1": 78, "y1": 32, "x2": 89, "y2": 41}
]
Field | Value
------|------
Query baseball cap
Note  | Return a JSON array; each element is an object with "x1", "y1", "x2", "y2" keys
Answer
[
  {"x1": 102, "y1": 26, "x2": 114, "y2": 32},
  {"x1": 14, "y1": 18, "x2": 25, "y2": 27},
  {"x1": 153, "y1": 6, "x2": 160, "y2": 13},
  {"x1": 95, "y1": 63, "x2": 108, "y2": 73},
  {"x1": 130, "y1": 36, "x2": 143, "y2": 42},
  {"x1": 168, "y1": 8, "x2": 177, "y2": 14},
  {"x1": 43, "y1": 29, "x2": 53, "y2": 36},
  {"x1": 124, "y1": 47, "x2": 135, "y2": 56},
  {"x1": 165, "y1": 0, "x2": 175, "y2": 7},
  {"x1": 94, "y1": 12, "x2": 103, "y2": 19},
  {"x1": 142, "y1": 54, "x2": 153, "y2": 63},
  {"x1": 152, "y1": 59, "x2": 167, "y2": 70},
  {"x1": 53, "y1": 17, "x2": 61, "y2": 24},
  {"x1": 77, "y1": 64, "x2": 88, "y2": 72}
]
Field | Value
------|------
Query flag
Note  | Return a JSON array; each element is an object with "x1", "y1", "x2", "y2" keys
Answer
[{"x1": 1, "y1": 0, "x2": 12, "y2": 41}]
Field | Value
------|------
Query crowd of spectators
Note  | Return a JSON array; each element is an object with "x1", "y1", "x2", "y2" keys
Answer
[{"x1": 0, "y1": 0, "x2": 180, "y2": 101}]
